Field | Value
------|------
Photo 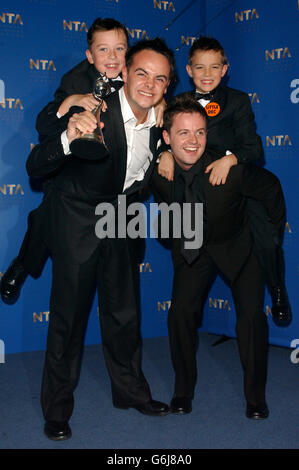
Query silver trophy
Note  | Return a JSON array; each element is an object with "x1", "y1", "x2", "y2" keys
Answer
[{"x1": 69, "y1": 73, "x2": 111, "y2": 159}]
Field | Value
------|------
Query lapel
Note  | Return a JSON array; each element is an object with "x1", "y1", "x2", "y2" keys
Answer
[
  {"x1": 206, "y1": 86, "x2": 228, "y2": 129},
  {"x1": 142, "y1": 126, "x2": 161, "y2": 187},
  {"x1": 101, "y1": 92, "x2": 128, "y2": 190},
  {"x1": 190, "y1": 86, "x2": 228, "y2": 129}
]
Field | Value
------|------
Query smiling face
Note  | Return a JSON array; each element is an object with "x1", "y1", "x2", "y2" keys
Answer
[
  {"x1": 163, "y1": 112, "x2": 207, "y2": 170},
  {"x1": 122, "y1": 49, "x2": 170, "y2": 123},
  {"x1": 85, "y1": 28, "x2": 127, "y2": 79},
  {"x1": 186, "y1": 49, "x2": 228, "y2": 94}
]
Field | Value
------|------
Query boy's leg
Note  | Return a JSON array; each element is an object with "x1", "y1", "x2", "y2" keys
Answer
[
  {"x1": 0, "y1": 208, "x2": 49, "y2": 304},
  {"x1": 246, "y1": 198, "x2": 291, "y2": 326}
]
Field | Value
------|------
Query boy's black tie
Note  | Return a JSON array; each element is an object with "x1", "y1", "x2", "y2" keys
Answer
[
  {"x1": 108, "y1": 79, "x2": 124, "y2": 91},
  {"x1": 195, "y1": 91, "x2": 213, "y2": 101}
]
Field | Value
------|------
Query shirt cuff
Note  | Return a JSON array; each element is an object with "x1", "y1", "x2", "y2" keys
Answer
[{"x1": 61, "y1": 130, "x2": 71, "y2": 155}]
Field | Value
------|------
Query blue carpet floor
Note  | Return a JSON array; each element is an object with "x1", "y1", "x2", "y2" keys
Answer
[{"x1": 0, "y1": 333, "x2": 298, "y2": 451}]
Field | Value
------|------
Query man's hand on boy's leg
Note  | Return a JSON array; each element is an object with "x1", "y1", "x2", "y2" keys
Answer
[
  {"x1": 205, "y1": 154, "x2": 237, "y2": 186},
  {"x1": 158, "y1": 151, "x2": 175, "y2": 181},
  {"x1": 154, "y1": 98, "x2": 166, "y2": 128}
]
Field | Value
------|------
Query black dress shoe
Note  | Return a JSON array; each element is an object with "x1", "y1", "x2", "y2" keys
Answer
[
  {"x1": 271, "y1": 285, "x2": 292, "y2": 326},
  {"x1": 115, "y1": 399, "x2": 170, "y2": 416},
  {"x1": 246, "y1": 402, "x2": 269, "y2": 420},
  {"x1": 170, "y1": 397, "x2": 192, "y2": 414},
  {"x1": 44, "y1": 420, "x2": 72, "y2": 441},
  {"x1": 0, "y1": 258, "x2": 28, "y2": 304}
]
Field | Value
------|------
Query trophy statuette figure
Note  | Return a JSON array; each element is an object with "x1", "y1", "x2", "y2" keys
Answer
[{"x1": 69, "y1": 73, "x2": 111, "y2": 159}]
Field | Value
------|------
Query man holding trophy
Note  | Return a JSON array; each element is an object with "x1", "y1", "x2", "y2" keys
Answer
[
  {"x1": 68, "y1": 72, "x2": 112, "y2": 158},
  {"x1": 26, "y1": 38, "x2": 175, "y2": 441}
]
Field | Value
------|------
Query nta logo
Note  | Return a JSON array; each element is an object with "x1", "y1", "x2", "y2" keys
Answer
[
  {"x1": 33, "y1": 311, "x2": 50, "y2": 322},
  {"x1": 235, "y1": 9, "x2": 259, "y2": 22},
  {"x1": 0, "y1": 13, "x2": 23, "y2": 24},
  {"x1": 181, "y1": 36, "x2": 199, "y2": 46},
  {"x1": 153, "y1": 0, "x2": 175, "y2": 12},
  {"x1": 266, "y1": 135, "x2": 291, "y2": 147},
  {"x1": 127, "y1": 28, "x2": 148, "y2": 40},
  {"x1": 158, "y1": 300, "x2": 171, "y2": 311},
  {"x1": 209, "y1": 298, "x2": 231, "y2": 310},
  {"x1": 0, "y1": 184, "x2": 24, "y2": 195},
  {"x1": 30, "y1": 59, "x2": 56, "y2": 71},
  {"x1": 63, "y1": 20, "x2": 88, "y2": 32},
  {"x1": 248, "y1": 93, "x2": 260, "y2": 104},
  {"x1": 265, "y1": 47, "x2": 291, "y2": 60}
]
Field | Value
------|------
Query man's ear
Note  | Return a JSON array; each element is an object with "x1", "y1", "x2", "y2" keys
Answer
[
  {"x1": 86, "y1": 49, "x2": 93, "y2": 64},
  {"x1": 186, "y1": 64, "x2": 193, "y2": 78},
  {"x1": 163, "y1": 80, "x2": 170, "y2": 95},
  {"x1": 221, "y1": 64, "x2": 228, "y2": 78},
  {"x1": 162, "y1": 129, "x2": 170, "y2": 145},
  {"x1": 121, "y1": 65, "x2": 128, "y2": 83}
]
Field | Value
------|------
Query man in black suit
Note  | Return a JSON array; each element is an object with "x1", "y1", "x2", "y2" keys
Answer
[
  {"x1": 158, "y1": 36, "x2": 291, "y2": 326},
  {"x1": 26, "y1": 38, "x2": 174, "y2": 440},
  {"x1": 1, "y1": 18, "x2": 167, "y2": 304},
  {"x1": 151, "y1": 96, "x2": 286, "y2": 419}
]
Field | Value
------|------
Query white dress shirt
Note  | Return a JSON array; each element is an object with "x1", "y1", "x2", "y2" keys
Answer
[
  {"x1": 119, "y1": 86, "x2": 156, "y2": 191},
  {"x1": 61, "y1": 86, "x2": 156, "y2": 191}
]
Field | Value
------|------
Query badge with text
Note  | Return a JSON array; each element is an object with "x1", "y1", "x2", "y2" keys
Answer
[{"x1": 205, "y1": 102, "x2": 220, "y2": 117}]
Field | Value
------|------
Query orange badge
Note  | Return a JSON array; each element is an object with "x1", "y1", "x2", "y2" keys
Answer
[{"x1": 205, "y1": 102, "x2": 220, "y2": 117}]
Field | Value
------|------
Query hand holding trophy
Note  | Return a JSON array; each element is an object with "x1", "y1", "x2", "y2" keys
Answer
[{"x1": 69, "y1": 73, "x2": 111, "y2": 160}]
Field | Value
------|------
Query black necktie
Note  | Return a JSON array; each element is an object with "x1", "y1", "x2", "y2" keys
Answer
[
  {"x1": 180, "y1": 171, "x2": 202, "y2": 264},
  {"x1": 195, "y1": 91, "x2": 213, "y2": 101}
]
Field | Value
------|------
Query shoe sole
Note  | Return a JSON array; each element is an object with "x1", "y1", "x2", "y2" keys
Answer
[
  {"x1": 0, "y1": 293, "x2": 19, "y2": 305},
  {"x1": 44, "y1": 428, "x2": 72, "y2": 441},
  {"x1": 171, "y1": 408, "x2": 192, "y2": 415},
  {"x1": 114, "y1": 405, "x2": 170, "y2": 416},
  {"x1": 135, "y1": 409, "x2": 171, "y2": 416},
  {"x1": 246, "y1": 413, "x2": 269, "y2": 420}
]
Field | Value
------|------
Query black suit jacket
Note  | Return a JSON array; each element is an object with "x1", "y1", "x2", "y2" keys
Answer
[
  {"x1": 151, "y1": 150, "x2": 285, "y2": 283},
  {"x1": 27, "y1": 91, "x2": 162, "y2": 263},
  {"x1": 36, "y1": 60, "x2": 104, "y2": 138},
  {"x1": 160, "y1": 85, "x2": 263, "y2": 164}
]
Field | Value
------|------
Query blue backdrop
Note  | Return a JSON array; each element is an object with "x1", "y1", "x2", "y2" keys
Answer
[{"x1": 0, "y1": 0, "x2": 298, "y2": 354}]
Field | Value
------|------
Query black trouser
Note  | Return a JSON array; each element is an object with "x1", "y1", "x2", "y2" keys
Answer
[
  {"x1": 168, "y1": 248, "x2": 268, "y2": 406},
  {"x1": 17, "y1": 208, "x2": 49, "y2": 278},
  {"x1": 41, "y1": 237, "x2": 151, "y2": 423},
  {"x1": 246, "y1": 198, "x2": 285, "y2": 288}
]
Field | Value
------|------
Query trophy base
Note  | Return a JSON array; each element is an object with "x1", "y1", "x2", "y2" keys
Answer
[{"x1": 69, "y1": 135, "x2": 109, "y2": 160}]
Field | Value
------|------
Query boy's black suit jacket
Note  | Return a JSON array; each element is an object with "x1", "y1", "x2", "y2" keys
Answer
[
  {"x1": 162, "y1": 85, "x2": 263, "y2": 164},
  {"x1": 35, "y1": 60, "x2": 106, "y2": 137}
]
